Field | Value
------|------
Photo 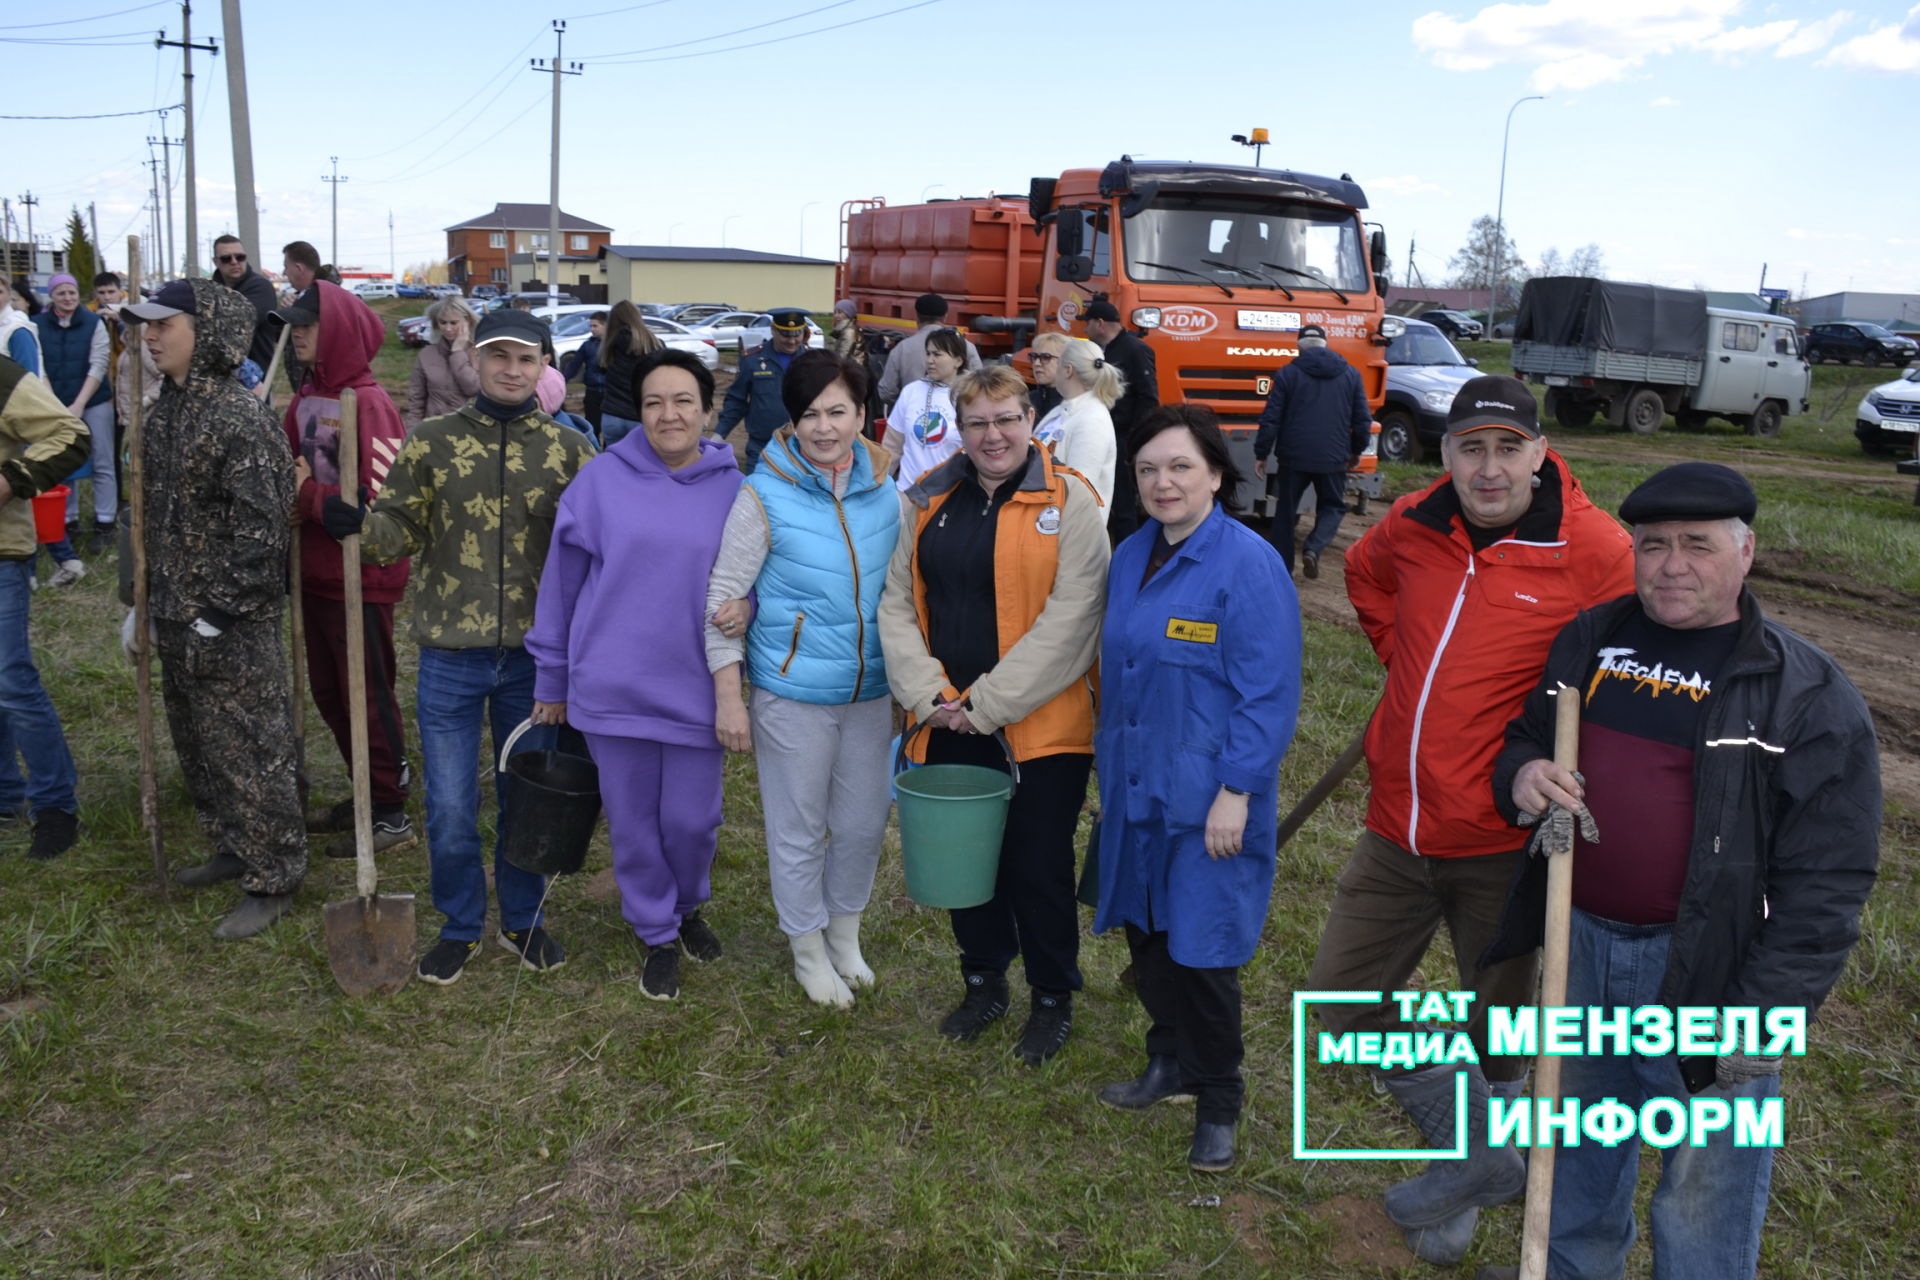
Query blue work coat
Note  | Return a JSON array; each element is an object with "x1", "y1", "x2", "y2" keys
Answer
[{"x1": 1092, "y1": 505, "x2": 1302, "y2": 967}]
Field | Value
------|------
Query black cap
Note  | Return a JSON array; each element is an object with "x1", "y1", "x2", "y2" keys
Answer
[
  {"x1": 122, "y1": 279, "x2": 196, "y2": 322},
  {"x1": 1444, "y1": 374, "x2": 1542, "y2": 439},
  {"x1": 1618, "y1": 462, "x2": 1757, "y2": 525},
  {"x1": 269, "y1": 285, "x2": 321, "y2": 329},
  {"x1": 767, "y1": 307, "x2": 810, "y2": 332},
  {"x1": 914, "y1": 292, "x2": 948, "y2": 320},
  {"x1": 1298, "y1": 323, "x2": 1327, "y2": 341},
  {"x1": 473, "y1": 308, "x2": 548, "y2": 349},
  {"x1": 1082, "y1": 300, "x2": 1121, "y2": 324}
]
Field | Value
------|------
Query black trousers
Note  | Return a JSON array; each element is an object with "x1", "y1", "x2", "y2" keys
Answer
[
  {"x1": 1108, "y1": 439, "x2": 1140, "y2": 541},
  {"x1": 1127, "y1": 925, "x2": 1244, "y2": 1123},
  {"x1": 1264, "y1": 468, "x2": 1346, "y2": 569},
  {"x1": 926, "y1": 732, "x2": 1090, "y2": 995},
  {"x1": 583, "y1": 386, "x2": 604, "y2": 432}
]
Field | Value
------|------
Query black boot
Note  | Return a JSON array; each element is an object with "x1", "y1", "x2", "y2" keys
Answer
[
  {"x1": 1098, "y1": 1055, "x2": 1195, "y2": 1110},
  {"x1": 213, "y1": 891, "x2": 296, "y2": 939},
  {"x1": 1382, "y1": 1064, "x2": 1526, "y2": 1229},
  {"x1": 174, "y1": 852, "x2": 246, "y2": 887},
  {"x1": 938, "y1": 969, "x2": 1009, "y2": 1042},
  {"x1": 1188, "y1": 1119, "x2": 1237, "y2": 1173}
]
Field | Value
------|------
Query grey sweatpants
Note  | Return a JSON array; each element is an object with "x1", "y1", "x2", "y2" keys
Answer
[{"x1": 749, "y1": 687, "x2": 893, "y2": 937}]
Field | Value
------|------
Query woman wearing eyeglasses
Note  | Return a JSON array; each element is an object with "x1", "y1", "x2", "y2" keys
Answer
[
  {"x1": 1030, "y1": 334, "x2": 1121, "y2": 510},
  {"x1": 878, "y1": 364, "x2": 1110, "y2": 1067}
]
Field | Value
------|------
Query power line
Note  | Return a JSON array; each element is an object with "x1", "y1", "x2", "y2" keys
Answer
[
  {"x1": 343, "y1": 25, "x2": 550, "y2": 164},
  {"x1": 8, "y1": 1, "x2": 169, "y2": 29},
  {"x1": 0, "y1": 31, "x2": 155, "y2": 46},
  {"x1": 564, "y1": 0, "x2": 676, "y2": 18},
  {"x1": 591, "y1": 0, "x2": 941, "y2": 65},
  {"x1": 0, "y1": 104, "x2": 181, "y2": 119},
  {"x1": 582, "y1": 0, "x2": 858, "y2": 59},
  {"x1": 357, "y1": 90, "x2": 550, "y2": 186}
]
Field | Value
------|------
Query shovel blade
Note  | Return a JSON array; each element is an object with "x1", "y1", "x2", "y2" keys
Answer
[{"x1": 323, "y1": 893, "x2": 418, "y2": 996}]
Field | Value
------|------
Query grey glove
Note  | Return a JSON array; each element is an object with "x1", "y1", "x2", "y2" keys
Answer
[
  {"x1": 120, "y1": 609, "x2": 157, "y2": 663},
  {"x1": 1715, "y1": 1052, "x2": 1782, "y2": 1092},
  {"x1": 1516, "y1": 771, "x2": 1599, "y2": 856}
]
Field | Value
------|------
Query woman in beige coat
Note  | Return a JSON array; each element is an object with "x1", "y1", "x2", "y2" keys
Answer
[{"x1": 406, "y1": 297, "x2": 480, "y2": 424}]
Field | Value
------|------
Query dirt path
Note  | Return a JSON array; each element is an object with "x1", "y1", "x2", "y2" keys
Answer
[{"x1": 1549, "y1": 437, "x2": 1913, "y2": 490}]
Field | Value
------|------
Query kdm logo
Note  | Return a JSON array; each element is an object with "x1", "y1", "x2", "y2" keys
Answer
[{"x1": 1158, "y1": 305, "x2": 1218, "y2": 337}]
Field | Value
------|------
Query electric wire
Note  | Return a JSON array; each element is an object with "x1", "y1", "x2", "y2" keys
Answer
[
  {"x1": 590, "y1": 0, "x2": 941, "y2": 65},
  {"x1": 342, "y1": 26, "x2": 550, "y2": 164},
  {"x1": 357, "y1": 90, "x2": 551, "y2": 186},
  {"x1": 7, "y1": 1, "x2": 169, "y2": 29},
  {"x1": 579, "y1": 0, "x2": 859, "y2": 59},
  {"x1": 0, "y1": 105, "x2": 181, "y2": 120}
]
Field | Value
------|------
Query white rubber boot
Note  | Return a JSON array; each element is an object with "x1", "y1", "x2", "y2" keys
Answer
[
  {"x1": 823, "y1": 912, "x2": 875, "y2": 988},
  {"x1": 790, "y1": 930, "x2": 854, "y2": 1008}
]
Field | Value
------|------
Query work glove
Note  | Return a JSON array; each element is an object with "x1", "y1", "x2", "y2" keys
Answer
[
  {"x1": 1515, "y1": 770, "x2": 1599, "y2": 856},
  {"x1": 120, "y1": 610, "x2": 157, "y2": 662},
  {"x1": 1715, "y1": 1052, "x2": 1782, "y2": 1092},
  {"x1": 320, "y1": 486, "x2": 369, "y2": 541}
]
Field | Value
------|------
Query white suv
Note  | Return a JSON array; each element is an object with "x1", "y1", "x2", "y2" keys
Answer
[
  {"x1": 1856, "y1": 367, "x2": 1920, "y2": 455},
  {"x1": 351, "y1": 280, "x2": 398, "y2": 300}
]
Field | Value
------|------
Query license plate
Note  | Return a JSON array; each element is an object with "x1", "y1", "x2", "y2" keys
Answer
[
  {"x1": 1238, "y1": 309, "x2": 1301, "y2": 331},
  {"x1": 1544, "y1": 375, "x2": 1569, "y2": 387}
]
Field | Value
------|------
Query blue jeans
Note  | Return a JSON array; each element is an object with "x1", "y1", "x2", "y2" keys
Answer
[
  {"x1": 600, "y1": 413, "x2": 640, "y2": 447},
  {"x1": 0, "y1": 558, "x2": 79, "y2": 817},
  {"x1": 1549, "y1": 908, "x2": 1776, "y2": 1280},
  {"x1": 414, "y1": 646, "x2": 554, "y2": 940}
]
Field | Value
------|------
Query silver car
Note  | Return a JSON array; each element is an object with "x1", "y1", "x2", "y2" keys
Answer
[{"x1": 548, "y1": 311, "x2": 720, "y2": 371}]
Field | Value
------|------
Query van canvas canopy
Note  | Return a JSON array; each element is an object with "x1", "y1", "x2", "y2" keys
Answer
[{"x1": 1515, "y1": 277, "x2": 1706, "y2": 358}]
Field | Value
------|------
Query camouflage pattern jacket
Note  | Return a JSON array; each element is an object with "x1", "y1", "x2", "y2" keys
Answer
[
  {"x1": 0, "y1": 356, "x2": 91, "y2": 561},
  {"x1": 143, "y1": 279, "x2": 295, "y2": 624},
  {"x1": 361, "y1": 400, "x2": 597, "y2": 649}
]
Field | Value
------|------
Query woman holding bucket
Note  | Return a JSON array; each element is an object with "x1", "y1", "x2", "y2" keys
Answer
[
  {"x1": 527, "y1": 348, "x2": 742, "y2": 1003},
  {"x1": 704, "y1": 349, "x2": 899, "y2": 1009},
  {"x1": 877, "y1": 364, "x2": 1110, "y2": 1066},
  {"x1": 1091, "y1": 404, "x2": 1301, "y2": 1174}
]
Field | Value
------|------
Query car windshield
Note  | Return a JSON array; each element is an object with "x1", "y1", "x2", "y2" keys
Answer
[
  {"x1": 551, "y1": 313, "x2": 593, "y2": 337},
  {"x1": 644, "y1": 317, "x2": 686, "y2": 334},
  {"x1": 1123, "y1": 194, "x2": 1369, "y2": 293},
  {"x1": 1859, "y1": 323, "x2": 1898, "y2": 339},
  {"x1": 1388, "y1": 327, "x2": 1468, "y2": 366}
]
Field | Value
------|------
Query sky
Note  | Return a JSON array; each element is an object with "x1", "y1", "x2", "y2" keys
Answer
[{"x1": 7, "y1": 0, "x2": 1918, "y2": 305}]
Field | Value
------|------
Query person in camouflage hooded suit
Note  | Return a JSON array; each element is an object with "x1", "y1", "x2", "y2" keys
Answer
[{"x1": 124, "y1": 278, "x2": 304, "y2": 938}]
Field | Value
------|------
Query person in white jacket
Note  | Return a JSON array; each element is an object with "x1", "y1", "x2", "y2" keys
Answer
[
  {"x1": 888, "y1": 327, "x2": 968, "y2": 492},
  {"x1": 1032, "y1": 334, "x2": 1120, "y2": 509}
]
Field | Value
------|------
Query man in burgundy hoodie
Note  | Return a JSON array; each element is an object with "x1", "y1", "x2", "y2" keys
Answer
[{"x1": 281, "y1": 281, "x2": 415, "y2": 856}]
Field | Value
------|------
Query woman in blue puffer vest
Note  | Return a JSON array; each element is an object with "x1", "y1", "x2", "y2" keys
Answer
[{"x1": 705, "y1": 349, "x2": 899, "y2": 1008}]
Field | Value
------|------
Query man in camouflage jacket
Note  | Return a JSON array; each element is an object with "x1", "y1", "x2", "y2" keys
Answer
[
  {"x1": 323, "y1": 308, "x2": 596, "y2": 986},
  {"x1": 124, "y1": 279, "x2": 304, "y2": 938}
]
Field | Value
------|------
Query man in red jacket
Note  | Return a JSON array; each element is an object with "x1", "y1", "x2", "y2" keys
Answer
[
  {"x1": 1306, "y1": 375, "x2": 1634, "y2": 1265},
  {"x1": 280, "y1": 281, "x2": 415, "y2": 856}
]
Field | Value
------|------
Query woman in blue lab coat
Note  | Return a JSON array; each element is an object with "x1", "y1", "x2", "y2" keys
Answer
[{"x1": 1092, "y1": 403, "x2": 1302, "y2": 1174}]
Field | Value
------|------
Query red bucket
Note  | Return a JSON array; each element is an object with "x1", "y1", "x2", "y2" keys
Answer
[{"x1": 31, "y1": 486, "x2": 70, "y2": 543}]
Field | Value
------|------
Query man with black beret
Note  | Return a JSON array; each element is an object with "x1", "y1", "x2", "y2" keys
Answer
[{"x1": 1480, "y1": 462, "x2": 1881, "y2": 1280}]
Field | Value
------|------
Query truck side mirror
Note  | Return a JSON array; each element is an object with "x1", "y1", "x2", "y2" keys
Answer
[
  {"x1": 1054, "y1": 210, "x2": 1092, "y2": 283},
  {"x1": 1370, "y1": 229, "x2": 1391, "y2": 290}
]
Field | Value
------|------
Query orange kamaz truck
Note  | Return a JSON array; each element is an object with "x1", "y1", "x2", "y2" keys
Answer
[{"x1": 838, "y1": 156, "x2": 1403, "y2": 514}]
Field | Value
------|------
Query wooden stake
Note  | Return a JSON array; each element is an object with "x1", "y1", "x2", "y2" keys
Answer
[{"x1": 125, "y1": 235, "x2": 167, "y2": 893}]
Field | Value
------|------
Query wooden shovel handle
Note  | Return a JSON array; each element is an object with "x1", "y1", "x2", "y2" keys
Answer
[{"x1": 338, "y1": 389, "x2": 376, "y2": 899}]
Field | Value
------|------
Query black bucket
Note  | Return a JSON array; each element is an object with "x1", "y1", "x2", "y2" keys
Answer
[{"x1": 498, "y1": 718, "x2": 601, "y2": 876}]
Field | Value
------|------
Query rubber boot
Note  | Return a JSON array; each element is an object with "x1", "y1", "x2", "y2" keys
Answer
[
  {"x1": 213, "y1": 892, "x2": 296, "y2": 939},
  {"x1": 1403, "y1": 1074, "x2": 1531, "y2": 1264},
  {"x1": 174, "y1": 852, "x2": 246, "y2": 888},
  {"x1": 789, "y1": 930, "x2": 853, "y2": 1008},
  {"x1": 823, "y1": 912, "x2": 874, "y2": 988},
  {"x1": 1382, "y1": 1063, "x2": 1526, "y2": 1229},
  {"x1": 1098, "y1": 1055, "x2": 1195, "y2": 1111}
]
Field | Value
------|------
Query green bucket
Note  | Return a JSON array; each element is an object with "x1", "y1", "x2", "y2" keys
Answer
[{"x1": 893, "y1": 724, "x2": 1019, "y2": 909}]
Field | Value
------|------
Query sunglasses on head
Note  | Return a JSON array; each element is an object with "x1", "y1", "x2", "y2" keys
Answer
[{"x1": 217, "y1": 253, "x2": 247, "y2": 264}]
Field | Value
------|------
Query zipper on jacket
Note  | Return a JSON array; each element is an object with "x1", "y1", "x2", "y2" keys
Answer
[
  {"x1": 1405, "y1": 551, "x2": 1476, "y2": 855},
  {"x1": 831, "y1": 496, "x2": 865, "y2": 703},
  {"x1": 779, "y1": 613, "x2": 806, "y2": 676}
]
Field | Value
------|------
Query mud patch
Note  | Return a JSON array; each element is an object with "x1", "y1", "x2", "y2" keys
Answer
[
  {"x1": 1307, "y1": 1194, "x2": 1413, "y2": 1268},
  {"x1": 1222, "y1": 1191, "x2": 1278, "y2": 1266}
]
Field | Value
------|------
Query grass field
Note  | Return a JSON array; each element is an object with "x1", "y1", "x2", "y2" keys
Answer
[{"x1": 1, "y1": 315, "x2": 1915, "y2": 1278}]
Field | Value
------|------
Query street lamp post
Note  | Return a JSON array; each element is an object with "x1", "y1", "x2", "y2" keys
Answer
[
  {"x1": 722, "y1": 214, "x2": 742, "y2": 248},
  {"x1": 919, "y1": 183, "x2": 946, "y2": 201},
  {"x1": 799, "y1": 201, "x2": 821, "y2": 259},
  {"x1": 1490, "y1": 94, "x2": 1544, "y2": 336}
]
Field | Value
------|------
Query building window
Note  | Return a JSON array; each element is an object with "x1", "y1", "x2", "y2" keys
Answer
[
  {"x1": 571, "y1": 234, "x2": 588, "y2": 251},
  {"x1": 489, "y1": 232, "x2": 506, "y2": 249},
  {"x1": 491, "y1": 267, "x2": 509, "y2": 284}
]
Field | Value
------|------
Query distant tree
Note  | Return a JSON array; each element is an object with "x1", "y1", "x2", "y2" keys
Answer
[
  {"x1": 1535, "y1": 247, "x2": 1566, "y2": 278},
  {"x1": 1446, "y1": 215, "x2": 1526, "y2": 297},
  {"x1": 1567, "y1": 243, "x2": 1606, "y2": 278},
  {"x1": 404, "y1": 259, "x2": 450, "y2": 285},
  {"x1": 62, "y1": 207, "x2": 98, "y2": 289}
]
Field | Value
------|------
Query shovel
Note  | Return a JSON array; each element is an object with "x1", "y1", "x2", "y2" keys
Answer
[
  {"x1": 123, "y1": 235, "x2": 167, "y2": 893},
  {"x1": 323, "y1": 388, "x2": 416, "y2": 995}
]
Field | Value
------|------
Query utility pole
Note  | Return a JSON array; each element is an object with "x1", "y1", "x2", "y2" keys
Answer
[
  {"x1": 149, "y1": 122, "x2": 181, "y2": 280},
  {"x1": 531, "y1": 20, "x2": 582, "y2": 306},
  {"x1": 156, "y1": 6, "x2": 218, "y2": 278},
  {"x1": 322, "y1": 156, "x2": 348, "y2": 268},
  {"x1": 388, "y1": 209, "x2": 395, "y2": 283},
  {"x1": 220, "y1": 0, "x2": 259, "y2": 262},
  {"x1": 18, "y1": 192, "x2": 39, "y2": 276},
  {"x1": 90, "y1": 203, "x2": 103, "y2": 273}
]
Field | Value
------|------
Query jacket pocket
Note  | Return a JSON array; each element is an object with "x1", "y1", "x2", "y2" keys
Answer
[
  {"x1": 1156, "y1": 605, "x2": 1225, "y2": 671},
  {"x1": 779, "y1": 612, "x2": 807, "y2": 676}
]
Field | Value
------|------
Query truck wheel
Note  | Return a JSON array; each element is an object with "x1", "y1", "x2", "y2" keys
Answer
[
  {"x1": 1747, "y1": 401, "x2": 1783, "y2": 437},
  {"x1": 1377, "y1": 409, "x2": 1422, "y2": 464},
  {"x1": 1549, "y1": 392, "x2": 1596, "y2": 430},
  {"x1": 1623, "y1": 388, "x2": 1666, "y2": 435}
]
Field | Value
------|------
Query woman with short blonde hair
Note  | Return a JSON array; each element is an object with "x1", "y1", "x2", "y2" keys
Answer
[{"x1": 1032, "y1": 335, "x2": 1121, "y2": 508}]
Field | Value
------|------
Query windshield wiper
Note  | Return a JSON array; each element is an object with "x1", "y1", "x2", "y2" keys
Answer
[
  {"x1": 1203, "y1": 259, "x2": 1292, "y2": 300},
  {"x1": 1261, "y1": 261, "x2": 1350, "y2": 304},
  {"x1": 1135, "y1": 260, "x2": 1233, "y2": 298}
]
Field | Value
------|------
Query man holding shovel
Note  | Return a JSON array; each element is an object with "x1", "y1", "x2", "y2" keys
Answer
[
  {"x1": 122, "y1": 279, "x2": 305, "y2": 937},
  {"x1": 1478, "y1": 463, "x2": 1880, "y2": 1280},
  {"x1": 1306, "y1": 376, "x2": 1633, "y2": 1264}
]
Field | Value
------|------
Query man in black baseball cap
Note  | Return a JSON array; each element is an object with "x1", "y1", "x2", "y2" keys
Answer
[
  {"x1": 1083, "y1": 298, "x2": 1160, "y2": 537},
  {"x1": 877, "y1": 292, "x2": 980, "y2": 410}
]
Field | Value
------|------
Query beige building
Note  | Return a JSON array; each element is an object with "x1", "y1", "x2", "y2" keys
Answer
[{"x1": 597, "y1": 246, "x2": 836, "y2": 313}]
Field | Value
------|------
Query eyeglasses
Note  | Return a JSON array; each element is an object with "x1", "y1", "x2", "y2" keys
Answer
[
  {"x1": 217, "y1": 253, "x2": 247, "y2": 264},
  {"x1": 959, "y1": 413, "x2": 1029, "y2": 433},
  {"x1": 1029, "y1": 353, "x2": 1058, "y2": 364}
]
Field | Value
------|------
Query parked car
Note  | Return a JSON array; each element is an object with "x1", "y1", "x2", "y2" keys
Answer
[
  {"x1": 680, "y1": 310, "x2": 763, "y2": 351},
  {"x1": 352, "y1": 280, "x2": 398, "y2": 300},
  {"x1": 1418, "y1": 309, "x2": 1484, "y2": 341},
  {"x1": 547, "y1": 311, "x2": 719, "y2": 371},
  {"x1": 398, "y1": 314, "x2": 434, "y2": 348},
  {"x1": 1805, "y1": 321, "x2": 1918, "y2": 367},
  {"x1": 662, "y1": 302, "x2": 736, "y2": 325},
  {"x1": 1377, "y1": 318, "x2": 1479, "y2": 463},
  {"x1": 1855, "y1": 366, "x2": 1920, "y2": 455},
  {"x1": 425, "y1": 283, "x2": 464, "y2": 299},
  {"x1": 469, "y1": 283, "x2": 502, "y2": 300},
  {"x1": 396, "y1": 282, "x2": 429, "y2": 299}
]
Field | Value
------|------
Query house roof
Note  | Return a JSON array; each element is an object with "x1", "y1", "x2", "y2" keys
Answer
[
  {"x1": 445, "y1": 203, "x2": 612, "y2": 233},
  {"x1": 599, "y1": 245, "x2": 835, "y2": 266}
]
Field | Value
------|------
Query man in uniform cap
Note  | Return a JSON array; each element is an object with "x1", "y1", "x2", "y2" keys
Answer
[
  {"x1": 716, "y1": 307, "x2": 815, "y2": 474},
  {"x1": 876, "y1": 293, "x2": 981, "y2": 412},
  {"x1": 1479, "y1": 462, "x2": 1879, "y2": 1280}
]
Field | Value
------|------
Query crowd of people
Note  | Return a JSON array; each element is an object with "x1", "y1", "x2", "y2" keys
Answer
[{"x1": 0, "y1": 256, "x2": 1886, "y2": 1272}]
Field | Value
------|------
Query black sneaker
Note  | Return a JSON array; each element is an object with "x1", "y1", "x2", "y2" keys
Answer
[
  {"x1": 417, "y1": 937, "x2": 479, "y2": 986},
  {"x1": 304, "y1": 799, "x2": 353, "y2": 834},
  {"x1": 498, "y1": 926, "x2": 567, "y2": 972},
  {"x1": 1015, "y1": 992, "x2": 1073, "y2": 1066},
  {"x1": 324, "y1": 810, "x2": 417, "y2": 859},
  {"x1": 679, "y1": 911, "x2": 723, "y2": 963},
  {"x1": 938, "y1": 970, "x2": 1009, "y2": 1042},
  {"x1": 27, "y1": 809, "x2": 78, "y2": 861},
  {"x1": 90, "y1": 521, "x2": 117, "y2": 557},
  {"x1": 1302, "y1": 548, "x2": 1321, "y2": 580},
  {"x1": 640, "y1": 943, "x2": 679, "y2": 1001}
]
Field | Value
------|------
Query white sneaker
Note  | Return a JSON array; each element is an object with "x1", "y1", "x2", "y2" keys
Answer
[{"x1": 49, "y1": 560, "x2": 86, "y2": 588}]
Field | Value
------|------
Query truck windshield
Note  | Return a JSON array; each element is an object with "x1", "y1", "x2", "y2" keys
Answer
[
  {"x1": 1388, "y1": 327, "x2": 1467, "y2": 366},
  {"x1": 1122, "y1": 195, "x2": 1368, "y2": 294}
]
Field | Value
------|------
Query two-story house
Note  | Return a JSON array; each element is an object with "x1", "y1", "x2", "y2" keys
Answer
[{"x1": 445, "y1": 203, "x2": 613, "y2": 294}]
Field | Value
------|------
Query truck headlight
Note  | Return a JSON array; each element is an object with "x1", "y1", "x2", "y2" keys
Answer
[
  {"x1": 1130, "y1": 307, "x2": 1161, "y2": 329},
  {"x1": 1423, "y1": 389, "x2": 1455, "y2": 411},
  {"x1": 1379, "y1": 316, "x2": 1407, "y2": 340}
]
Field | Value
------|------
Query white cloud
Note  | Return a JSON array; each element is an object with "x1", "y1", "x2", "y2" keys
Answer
[
  {"x1": 1366, "y1": 175, "x2": 1450, "y2": 197},
  {"x1": 1821, "y1": 5, "x2": 1920, "y2": 71},
  {"x1": 1413, "y1": 0, "x2": 1869, "y2": 88},
  {"x1": 1785, "y1": 228, "x2": 1866, "y2": 242},
  {"x1": 1650, "y1": 95, "x2": 1680, "y2": 106}
]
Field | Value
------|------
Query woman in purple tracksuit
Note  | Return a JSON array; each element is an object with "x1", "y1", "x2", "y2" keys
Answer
[{"x1": 527, "y1": 348, "x2": 742, "y2": 1002}]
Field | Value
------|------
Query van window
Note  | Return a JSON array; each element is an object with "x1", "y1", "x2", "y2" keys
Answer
[
  {"x1": 1773, "y1": 330, "x2": 1797, "y2": 356},
  {"x1": 1721, "y1": 322, "x2": 1760, "y2": 352}
]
